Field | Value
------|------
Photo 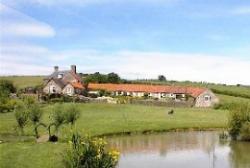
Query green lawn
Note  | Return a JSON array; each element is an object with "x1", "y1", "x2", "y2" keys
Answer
[
  {"x1": 0, "y1": 103, "x2": 228, "y2": 168},
  {"x1": 0, "y1": 103, "x2": 228, "y2": 138}
]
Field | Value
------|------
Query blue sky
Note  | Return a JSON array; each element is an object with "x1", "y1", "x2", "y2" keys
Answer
[{"x1": 1, "y1": 0, "x2": 250, "y2": 84}]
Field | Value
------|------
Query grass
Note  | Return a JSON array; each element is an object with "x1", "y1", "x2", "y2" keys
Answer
[
  {"x1": 0, "y1": 103, "x2": 228, "y2": 168},
  {"x1": 1, "y1": 76, "x2": 250, "y2": 99},
  {"x1": 0, "y1": 76, "x2": 44, "y2": 89},
  {"x1": 0, "y1": 103, "x2": 228, "y2": 138},
  {"x1": 0, "y1": 142, "x2": 66, "y2": 168}
]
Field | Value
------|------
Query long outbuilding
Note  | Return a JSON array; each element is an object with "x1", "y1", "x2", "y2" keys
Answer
[{"x1": 88, "y1": 83, "x2": 219, "y2": 107}]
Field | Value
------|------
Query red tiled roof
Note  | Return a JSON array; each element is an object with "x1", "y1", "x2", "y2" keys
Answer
[
  {"x1": 88, "y1": 83, "x2": 207, "y2": 98},
  {"x1": 71, "y1": 82, "x2": 84, "y2": 89}
]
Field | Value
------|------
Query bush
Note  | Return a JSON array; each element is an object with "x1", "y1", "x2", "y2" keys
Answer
[
  {"x1": 240, "y1": 122, "x2": 250, "y2": 141},
  {"x1": 14, "y1": 102, "x2": 29, "y2": 135},
  {"x1": 64, "y1": 133, "x2": 119, "y2": 168},
  {"x1": 65, "y1": 104, "x2": 80, "y2": 126},
  {"x1": 29, "y1": 104, "x2": 43, "y2": 124},
  {"x1": 228, "y1": 103, "x2": 250, "y2": 140},
  {"x1": 0, "y1": 79, "x2": 16, "y2": 94},
  {"x1": 48, "y1": 104, "x2": 66, "y2": 140},
  {"x1": 0, "y1": 99, "x2": 19, "y2": 113}
]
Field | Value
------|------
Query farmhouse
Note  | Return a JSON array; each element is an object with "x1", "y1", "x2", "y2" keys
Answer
[
  {"x1": 43, "y1": 65, "x2": 84, "y2": 96},
  {"x1": 88, "y1": 83, "x2": 219, "y2": 107}
]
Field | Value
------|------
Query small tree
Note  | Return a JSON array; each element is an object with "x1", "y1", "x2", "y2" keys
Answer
[
  {"x1": 14, "y1": 102, "x2": 29, "y2": 135},
  {"x1": 48, "y1": 104, "x2": 66, "y2": 141},
  {"x1": 158, "y1": 75, "x2": 166, "y2": 81},
  {"x1": 107, "y1": 72, "x2": 120, "y2": 83},
  {"x1": 29, "y1": 103, "x2": 45, "y2": 138},
  {"x1": 65, "y1": 104, "x2": 80, "y2": 127}
]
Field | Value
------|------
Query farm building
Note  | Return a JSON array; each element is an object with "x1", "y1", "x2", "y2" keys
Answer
[
  {"x1": 43, "y1": 65, "x2": 84, "y2": 96},
  {"x1": 87, "y1": 83, "x2": 219, "y2": 107}
]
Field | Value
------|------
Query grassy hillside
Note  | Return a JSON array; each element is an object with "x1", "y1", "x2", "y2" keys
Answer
[
  {"x1": 1, "y1": 76, "x2": 250, "y2": 102},
  {"x1": 0, "y1": 76, "x2": 44, "y2": 89}
]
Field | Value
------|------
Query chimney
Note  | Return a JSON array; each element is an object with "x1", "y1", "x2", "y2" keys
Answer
[
  {"x1": 54, "y1": 66, "x2": 59, "y2": 72},
  {"x1": 71, "y1": 65, "x2": 76, "y2": 74}
]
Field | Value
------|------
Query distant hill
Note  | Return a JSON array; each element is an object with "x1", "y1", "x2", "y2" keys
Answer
[{"x1": 0, "y1": 76, "x2": 44, "y2": 89}]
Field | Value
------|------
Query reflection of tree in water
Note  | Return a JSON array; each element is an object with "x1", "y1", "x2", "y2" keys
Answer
[
  {"x1": 107, "y1": 131, "x2": 218, "y2": 156},
  {"x1": 230, "y1": 142, "x2": 250, "y2": 168}
]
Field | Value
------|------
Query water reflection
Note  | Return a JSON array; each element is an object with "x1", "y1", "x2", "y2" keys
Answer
[{"x1": 107, "y1": 131, "x2": 250, "y2": 168}]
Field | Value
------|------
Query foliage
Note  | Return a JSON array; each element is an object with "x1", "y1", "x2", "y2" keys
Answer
[
  {"x1": 228, "y1": 103, "x2": 250, "y2": 140},
  {"x1": 0, "y1": 98, "x2": 19, "y2": 113},
  {"x1": 64, "y1": 133, "x2": 119, "y2": 168},
  {"x1": 65, "y1": 104, "x2": 80, "y2": 126},
  {"x1": 29, "y1": 104, "x2": 43, "y2": 124},
  {"x1": 51, "y1": 104, "x2": 66, "y2": 132},
  {"x1": 21, "y1": 95, "x2": 37, "y2": 107},
  {"x1": 0, "y1": 79, "x2": 16, "y2": 94},
  {"x1": 158, "y1": 75, "x2": 166, "y2": 81},
  {"x1": 0, "y1": 80, "x2": 17, "y2": 113},
  {"x1": 240, "y1": 122, "x2": 250, "y2": 141},
  {"x1": 107, "y1": 73, "x2": 120, "y2": 84},
  {"x1": 28, "y1": 103, "x2": 46, "y2": 138},
  {"x1": 14, "y1": 102, "x2": 29, "y2": 134},
  {"x1": 211, "y1": 88, "x2": 250, "y2": 100},
  {"x1": 84, "y1": 72, "x2": 121, "y2": 84}
]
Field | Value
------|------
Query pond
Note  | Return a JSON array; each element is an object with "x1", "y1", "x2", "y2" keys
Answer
[{"x1": 107, "y1": 131, "x2": 250, "y2": 168}]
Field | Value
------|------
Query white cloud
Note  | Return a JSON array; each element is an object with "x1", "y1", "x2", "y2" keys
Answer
[
  {"x1": 0, "y1": 3, "x2": 55, "y2": 38},
  {"x1": 232, "y1": 6, "x2": 250, "y2": 15},
  {"x1": 1, "y1": 48, "x2": 250, "y2": 85}
]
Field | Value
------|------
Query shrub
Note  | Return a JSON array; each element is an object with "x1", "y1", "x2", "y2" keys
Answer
[
  {"x1": 14, "y1": 102, "x2": 29, "y2": 135},
  {"x1": 0, "y1": 99, "x2": 19, "y2": 113},
  {"x1": 64, "y1": 133, "x2": 119, "y2": 168},
  {"x1": 29, "y1": 104, "x2": 43, "y2": 124},
  {"x1": 29, "y1": 103, "x2": 45, "y2": 138},
  {"x1": 0, "y1": 79, "x2": 16, "y2": 94},
  {"x1": 65, "y1": 104, "x2": 80, "y2": 126},
  {"x1": 228, "y1": 103, "x2": 250, "y2": 140},
  {"x1": 48, "y1": 104, "x2": 66, "y2": 140},
  {"x1": 240, "y1": 122, "x2": 250, "y2": 141}
]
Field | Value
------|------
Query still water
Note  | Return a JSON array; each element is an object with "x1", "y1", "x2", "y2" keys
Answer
[{"x1": 107, "y1": 131, "x2": 250, "y2": 168}]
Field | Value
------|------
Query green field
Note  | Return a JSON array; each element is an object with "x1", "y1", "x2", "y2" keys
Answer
[
  {"x1": 1, "y1": 76, "x2": 250, "y2": 168},
  {"x1": 1, "y1": 76, "x2": 250, "y2": 98},
  {"x1": 0, "y1": 103, "x2": 228, "y2": 168},
  {"x1": 0, "y1": 76, "x2": 44, "y2": 89},
  {"x1": 0, "y1": 103, "x2": 228, "y2": 139}
]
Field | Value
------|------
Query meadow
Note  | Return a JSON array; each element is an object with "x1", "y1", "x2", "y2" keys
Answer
[
  {"x1": 1, "y1": 76, "x2": 250, "y2": 168},
  {"x1": 0, "y1": 103, "x2": 228, "y2": 168}
]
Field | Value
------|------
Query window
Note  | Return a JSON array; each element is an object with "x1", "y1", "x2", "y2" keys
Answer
[
  {"x1": 204, "y1": 95, "x2": 211, "y2": 101},
  {"x1": 58, "y1": 74, "x2": 63, "y2": 78},
  {"x1": 52, "y1": 87, "x2": 56, "y2": 93}
]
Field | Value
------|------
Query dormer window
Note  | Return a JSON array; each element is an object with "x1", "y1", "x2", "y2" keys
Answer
[{"x1": 58, "y1": 74, "x2": 63, "y2": 78}]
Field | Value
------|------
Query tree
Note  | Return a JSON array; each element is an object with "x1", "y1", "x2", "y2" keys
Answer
[
  {"x1": 65, "y1": 103, "x2": 80, "y2": 126},
  {"x1": 29, "y1": 103, "x2": 45, "y2": 138},
  {"x1": 14, "y1": 102, "x2": 29, "y2": 135},
  {"x1": 48, "y1": 104, "x2": 66, "y2": 141},
  {"x1": 0, "y1": 80, "x2": 16, "y2": 94},
  {"x1": 158, "y1": 75, "x2": 166, "y2": 81},
  {"x1": 107, "y1": 72, "x2": 120, "y2": 83}
]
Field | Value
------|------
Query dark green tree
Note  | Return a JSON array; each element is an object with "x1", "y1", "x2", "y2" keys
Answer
[
  {"x1": 107, "y1": 72, "x2": 120, "y2": 83},
  {"x1": 158, "y1": 75, "x2": 167, "y2": 81}
]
